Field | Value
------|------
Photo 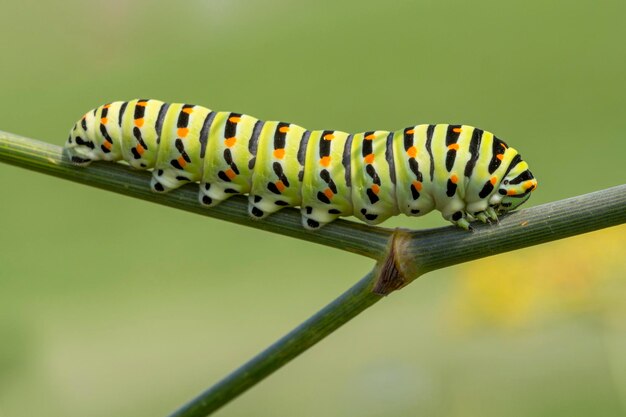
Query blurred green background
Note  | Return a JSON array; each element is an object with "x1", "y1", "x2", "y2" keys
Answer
[{"x1": 1, "y1": 1, "x2": 625, "y2": 416}]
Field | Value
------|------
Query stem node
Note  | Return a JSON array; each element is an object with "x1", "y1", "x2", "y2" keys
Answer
[{"x1": 373, "y1": 228, "x2": 417, "y2": 295}]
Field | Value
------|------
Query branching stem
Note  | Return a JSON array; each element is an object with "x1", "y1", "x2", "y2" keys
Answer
[{"x1": 1, "y1": 130, "x2": 624, "y2": 417}]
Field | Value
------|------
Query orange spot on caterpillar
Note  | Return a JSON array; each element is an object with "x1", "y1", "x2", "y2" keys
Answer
[
  {"x1": 496, "y1": 154, "x2": 504, "y2": 160},
  {"x1": 228, "y1": 116, "x2": 241, "y2": 123},
  {"x1": 134, "y1": 118, "x2": 144, "y2": 127},
  {"x1": 507, "y1": 189, "x2": 517, "y2": 196},
  {"x1": 182, "y1": 108, "x2": 194, "y2": 114},
  {"x1": 136, "y1": 101, "x2": 148, "y2": 107},
  {"x1": 100, "y1": 117, "x2": 108, "y2": 124},
  {"x1": 490, "y1": 176, "x2": 497, "y2": 185},
  {"x1": 412, "y1": 180, "x2": 422, "y2": 191},
  {"x1": 323, "y1": 133, "x2": 335, "y2": 140},
  {"x1": 136, "y1": 144, "x2": 145, "y2": 155},
  {"x1": 405, "y1": 129, "x2": 415, "y2": 135},
  {"x1": 406, "y1": 146, "x2": 417, "y2": 158},
  {"x1": 279, "y1": 126, "x2": 290, "y2": 133},
  {"x1": 523, "y1": 180, "x2": 535, "y2": 190},
  {"x1": 365, "y1": 133, "x2": 376, "y2": 140},
  {"x1": 453, "y1": 127, "x2": 462, "y2": 133},
  {"x1": 364, "y1": 154, "x2": 375, "y2": 164},
  {"x1": 275, "y1": 180, "x2": 286, "y2": 192},
  {"x1": 500, "y1": 142, "x2": 508, "y2": 149},
  {"x1": 371, "y1": 184, "x2": 380, "y2": 194},
  {"x1": 320, "y1": 156, "x2": 331, "y2": 167},
  {"x1": 447, "y1": 143, "x2": 459, "y2": 151},
  {"x1": 177, "y1": 156, "x2": 187, "y2": 168},
  {"x1": 103, "y1": 104, "x2": 111, "y2": 109},
  {"x1": 273, "y1": 148, "x2": 285, "y2": 159},
  {"x1": 324, "y1": 188, "x2": 334, "y2": 199},
  {"x1": 178, "y1": 127, "x2": 189, "y2": 138},
  {"x1": 225, "y1": 168, "x2": 236, "y2": 180},
  {"x1": 224, "y1": 137, "x2": 237, "y2": 147},
  {"x1": 450, "y1": 174, "x2": 458, "y2": 184},
  {"x1": 102, "y1": 140, "x2": 112, "y2": 150}
]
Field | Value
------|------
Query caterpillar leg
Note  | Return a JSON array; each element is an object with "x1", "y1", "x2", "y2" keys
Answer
[
  {"x1": 247, "y1": 194, "x2": 286, "y2": 219},
  {"x1": 352, "y1": 207, "x2": 394, "y2": 225},
  {"x1": 300, "y1": 205, "x2": 342, "y2": 230},
  {"x1": 472, "y1": 209, "x2": 499, "y2": 225},
  {"x1": 485, "y1": 207, "x2": 499, "y2": 223},
  {"x1": 474, "y1": 211, "x2": 491, "y2": 224},
  {"x1": 441, "y1": 207, "x2": 474, "y2": 232},
  {"x1": 449, "y1": 208, "x2": 500, "y2": 230},
  {"x1": 301, "y1": 216, "x2": 327, "y2": 230},
  {"x1": 198, "y1": 183, "x2": 218, "y2": 206},
  {"x1": 451, "y1": 213, "x2": 473, "y2": 231},
  {"x1": 150, "y1": 168, "x2": 193, "y2": 193},
  {"x1": 198, "y1": 182, "x2": 245, "y2": 207}
]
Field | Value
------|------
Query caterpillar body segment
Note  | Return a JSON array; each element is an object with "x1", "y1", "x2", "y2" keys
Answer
[
  {"x1": 302, "y1": 130, "x2": 353, "y2": 227},
  {"x1": 122, "y1": 99, "x2": 162, "y2": 169},
  {"x1": 152, "y1": 102, "x2": 210, "y2": 192},
  {"x1": 65, "y1": 99, "x2": 537, "y2": 230},
  {"x1": 249, "y1": 121, "x2": 307, "y2": 218}
]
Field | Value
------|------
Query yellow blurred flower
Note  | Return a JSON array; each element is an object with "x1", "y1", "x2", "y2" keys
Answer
[{"x1": 446, "y1": 225, "x2": 626, "y2": 331}]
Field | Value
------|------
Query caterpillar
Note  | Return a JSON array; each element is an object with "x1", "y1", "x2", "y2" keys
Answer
[{"x1": 64, "y1": 99, "x2": 537, "y2": 231}]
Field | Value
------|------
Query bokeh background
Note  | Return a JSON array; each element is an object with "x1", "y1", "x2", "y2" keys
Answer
[{"x1": 1, "y1": 1, "x2": 625, "y2": 416}]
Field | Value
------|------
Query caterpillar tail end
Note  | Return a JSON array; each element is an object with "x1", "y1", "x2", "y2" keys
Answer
[
  {"x1": 64, "y1": 138, "x2": 94, "y2": 166},
  {"x1": 66, "y1": 152, "x2": 93, "y2": 166}
]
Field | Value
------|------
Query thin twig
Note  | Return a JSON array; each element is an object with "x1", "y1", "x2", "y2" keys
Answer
[{"x1": 168, "y1": 269, "x2": 381, "y2": 417}]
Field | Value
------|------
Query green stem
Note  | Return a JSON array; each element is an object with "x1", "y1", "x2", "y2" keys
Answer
[
  {"x1": 168, "y1": 269, "x2": 381, "y2": 417},
  {"x1": 166, "y1": 187, "x2": 625, "y2": 417},
  {"x1": 0, "y1": 130, "x2": 391, "y2": 259},
  {"x1": 395, "y1": 184, "x2": 626, "y2": 280},
  {"x1": 1, "y1": 130, "x2": 625, "y2": 417}
]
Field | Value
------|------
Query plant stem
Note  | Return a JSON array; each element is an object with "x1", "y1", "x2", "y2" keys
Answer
[
  {"x1": 168, "y1": 185, "x2": 625, "y2": 416},
  {"x1": 168, "y1": 269, "x2": 381, "y2": 417},
  {"x1": 394, "y1": 184, "x2": 626, "y2": 281},
  {"x1": 0, "y1": 130, "x2": 391, "y2": 259},
  {"x1": 1, "y1": 131, "x2": 625, "y2": 417}
]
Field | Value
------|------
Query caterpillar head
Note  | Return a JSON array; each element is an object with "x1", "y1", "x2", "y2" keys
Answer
[{"x1": 491, "y1": 159, "x2": 537, "y2": 215}]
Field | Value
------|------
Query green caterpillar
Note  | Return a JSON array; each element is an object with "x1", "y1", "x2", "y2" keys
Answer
[{"x1": 65, "y1": 99, "x2": 537, "y2": 230}]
